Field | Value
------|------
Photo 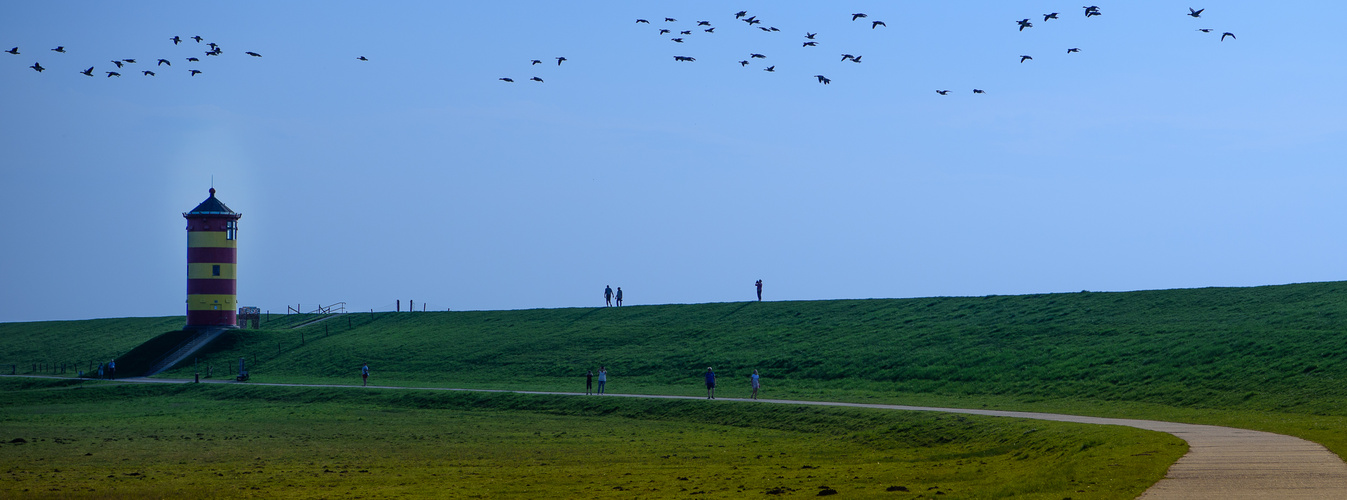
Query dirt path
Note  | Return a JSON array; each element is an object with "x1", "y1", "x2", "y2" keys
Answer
[{"x1": 16, "y1": 375, "x2": 1347, "y2": 498}]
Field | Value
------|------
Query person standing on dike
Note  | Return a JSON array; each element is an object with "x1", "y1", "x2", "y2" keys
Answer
[
  {"x1": 585, "y1": 370, "x2": 594, "y2": 395},
  {"x1": 705, "y1": 367, "x2": 717, "y2": 399},
  {"x1": 755, "y1": 279, "x2": 763, "y2": 301},
  {"x1": 597, "y1": 366, "x2": 608, "y2": 395},
  {"x1": 604, "y1": 285, "x2": 613, "y2": 307},
  {"x1": 615, "y1": 287, "x2": 623, "y2": 307},
  {"x1": 750, "y1": 369, "x2": 760, "y2": 400},
  {"x1": 361, "y1": 362, "x2": 370, "y2": 386}
]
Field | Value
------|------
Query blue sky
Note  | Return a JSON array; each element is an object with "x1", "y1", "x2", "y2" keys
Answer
[{"x1": 2, "y1": 1, "x2": 1345, "y2": 322}]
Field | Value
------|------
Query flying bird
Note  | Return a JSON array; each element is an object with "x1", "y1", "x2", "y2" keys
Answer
[
  {"x1": 840, "y1": 54, "x2": 855, "y2": 61},
  {"x1": 51, "y1": 46, "x2": 65, "y2": 53},
  {"x1": 80, "y1": 66, "x2": 94, "y2": 76},
  {"x1": 851, "y1": 13, "x2": 867, "y2": 21},
  {"x1": 206, "y1": 51, "x2": 219, "y2": 56},
  {"x1": 769, "y1": 27, "x2": 780, "y2": 31},
  {"x1": 1017, "y1": 19, "x2": 1033, "y2": 31},
  {"x1": 530, "y1": 77, "x2": 543, "y2": 82},
  {"x1": 208, "y1": 42, "x2": 219, "y2": 50},
  {"x1": 1020, "y1": 55, "x2": 1033, "y2": 63},
  {"x1": 673, "y1": 55, "x2": 695, "y2": 62},
  {"x1": 664, "y1": 17, "x2": 676, "y2": 22},
  {"x1": 1187, "y1": 8, "x2": 1204, "y2": 18},
  {"x1": 759, "y1": 27, "x2": 771, "y2": 32},
  {"x1": 803, "y1": 41, "x2": 818, "y2": 47},
  {"x1": 157, "y1": 58, "x2": 171, "y2": 66},
  {"x1": 659, "y1": 29, "x2": 670, "y2": 35},
  {"x1": 556, "y1": 56, "x2": 567, "y2": 65},
  {"x1": 357, "y1": 56, "x2": 368, "y2": 61},
  {"x1": 872, "y1": 21, "x2": 886, "y2": 29},
  {"x1": 745, "y1": 18, "x2": 761, "y2": 26},
  {"x1": 1044, "y1": 13, "x2": 1059, "y2": 21},
  {"x1": 671, "y1": 38, "x2": 684, "y2": 43},
  {"x1": 246, "y1": 51, "x2": 261, "y2": 57},
  {"x1": 805, "y1": 32, "x2": 817, "y2": 39},
  {"x1": 814, "y1": 74, "x2": 830, "y2": 84},
  {"x1": 111, "y1": 60, "x2": 123, "y2": 68},
  {"x1": 705, "y1": 28, "x2": 715, "y2": 33},
  {"x1": 680, "y1": 30, "x2": 692, "y2": 35},
  {"x1": 1067, "y1": 47, "x2": 1081, "y2": 53},
  {"x1": 142, "y1": 70, "x2": 155, "y2": 76},
  {"x1": 735, "y1": 11, "x2": 748, "y2": 19},
  {"x1": 738, "y1": 60, "x2": 749, "y2": 66},
  {"x1": 850, "y1": 55, "x2": 862, "y2": 63},
  {"x1": 764, "y1": 65, "x2": 775, "y2": 72},
  {"x1": 973, "y1": 88, "x2": 986, "y2": 94},
  {"x1": 170, "y1": 36, "x2": 182, "y2": 44},
  {"x1": 531, "y1": 59, "x2": 542, "y2": 65},
  {"x1": 636, "y1": 19, "x2": 649, "y2": 24},
  {"x1": 106, "y1": 71, "x2": 120, "y2": 77},
  {"x1": 123, "y1": 59, "x2": 136, "y2": 63},
  {"x1": 186, "y1": 57, "x2": 200, "y2": 62},
  {"x1": 697, "y1": 21, "x2": 711, "y2": 26},
  {"x1": 4, "y1": 47, "x2": 17, "y2": 55},
  {"x1": 1084, "y1": 6, "x2": 1101, "y2": 17},
  {"x1": 936, "y1": 90, "x2": 950, "y2": 95},
  {"x1": 499, "y1": 77, "x2": 514, "y2": 82},
  {"x1": 191, "y1": 36, "x2": 203, "y2": 43},
  {"x1": 1221, "y1": 32, "x2": 1235, "y2": 41},
  {"x1": 750, "y1": 53, "x2": 766, "y2": 59},
  {"x1": 30, "y1": 62, "x2": 44, "y2": 72},
  {"x1": 1197, "y1": 28, "x2": 1213, "y2": 33},
  {"x1": 189, "y1": 69, "x2": 202, "y2": 76}
]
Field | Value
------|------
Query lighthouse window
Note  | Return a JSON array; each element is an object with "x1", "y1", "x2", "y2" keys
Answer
[
  {"x1": 226, "y1": 220, "x2": 237, "y2": 240},
  {"x1": 212, "y1": 265, "x2": 221, "y2": 277}
]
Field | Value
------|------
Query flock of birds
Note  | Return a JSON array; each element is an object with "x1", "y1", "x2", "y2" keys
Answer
[
  {"x1": 496, "y1": 5, "x2": 1240, "y2": 95},
  {"x1": 7, "y1": 35, "x2": 372, "y2": 80}
]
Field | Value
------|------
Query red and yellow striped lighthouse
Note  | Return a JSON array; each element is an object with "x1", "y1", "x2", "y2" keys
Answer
[{"x1": 184, "y1": 188, "x2": 242, "y2": 329}]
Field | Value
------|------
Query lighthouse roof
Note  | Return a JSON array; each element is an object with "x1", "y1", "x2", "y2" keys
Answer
[{"x1": 184, "y1": 188, "x2": 240, "y2": 217}]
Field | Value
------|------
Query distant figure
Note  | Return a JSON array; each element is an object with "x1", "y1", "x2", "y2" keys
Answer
[
  {"x1": 615, "y1": 287, "x2": 623, "y2": 307},
  {"x1": 597, "y1": 366, "x2": 608, "y2": 394},
  {"x1": 586, "y1": 370, "x2": 594, "y2": 395},
  {"x1": 604, "y1": 285, "x2": 613, "y2": 307},
  {"x1": 361, "y1": 362, "x2": 370, "y2": 386},
  {"x1": 705, "y1": 367, "x2": 716, "y2": 399},
  {"x1": 108, "y1": 360, "x2": 116, "y2": 380},
  {"x1": 755, "y1": 280, "x2": 763, "y2": 301},
  {"x1": 750, "y1": 370, "x2": 760, "y2": 399}
]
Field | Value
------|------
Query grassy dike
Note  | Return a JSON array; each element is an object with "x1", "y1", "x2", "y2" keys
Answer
[{"x1": 0, "y1": 378, "x2": 1183, "y2": 499}]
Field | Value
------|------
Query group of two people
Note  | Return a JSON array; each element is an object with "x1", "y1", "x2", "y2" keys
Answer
[
  {"x1": 585, "y1": 367, "x2": 608, "y2": 394},
  {"x1": 603, "y1": 285, "x2": 623, "y2": 307},
  {"x1": 705, "y1": 367, "x2": 760, "y2": 400}
]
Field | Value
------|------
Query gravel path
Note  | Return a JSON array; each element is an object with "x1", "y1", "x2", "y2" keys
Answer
[{"x1": 16, "y1": 375, "x2": 1347, "y2": 498}]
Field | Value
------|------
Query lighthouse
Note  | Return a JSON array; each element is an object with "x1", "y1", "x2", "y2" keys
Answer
[{"x1": 183, "y1": 188, "x2": 242, "y2": 329}]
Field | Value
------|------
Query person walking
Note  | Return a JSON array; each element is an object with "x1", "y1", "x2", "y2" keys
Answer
[
  {"x1": 615, "y1": 287, "x2": 623, "y2": 307},
  {"x1": 597, "y1": 366, "x2": 608, "y2": 394},
  {"x1": 361, "y1": 362, "x2": 370, "y2": 386},
  {"x1": 586, "y1": 370, "x2": 594, "y2": 395},
  {"x1": 604, "y1": 285, "x2": 613, "y2": 307},
  {"x1": 108, "y1": 359, "x2": 116, "y2": 380},
  {"x1": 750, "y1": 369, "x2": 760, "y2": 400},
  {"x1": 705, "y1": 367, "x2": 717, "y2": 399},
  {"x1": 755, "y1": 280, "x2": 763, "y2": 301}
]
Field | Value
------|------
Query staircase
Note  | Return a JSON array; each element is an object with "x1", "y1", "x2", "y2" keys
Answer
[{"x1": 143, "y1": 327, "x2": 229, "y2": 376}]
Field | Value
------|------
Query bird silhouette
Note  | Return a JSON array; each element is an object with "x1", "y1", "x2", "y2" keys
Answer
[
  {"x1": 142, "y1": 70, "x2": 155, "y2": 76},
  {"x1": 936, "y1": 90, "x2": 950, "y2": 95},
  {"x1": 973, "y1": 88, "x2": 986, "y2": 94},
  {"x1": 123, "y1": 59, "x2": 136, "y2": 63},
  {"x1": 531, "y1": 59, "x2": 542, "y2": 65},
  {"x1": 745, "y1": 18, "x2": 761, "y2": 26},
  {"x1": 1017, "y1": 19, "x2": 1033, "y2": 31},
  {"x1": 852, "y1": 13, "x2": 867, "y2": 21},
  {"x1": 191, "y1": 36, "x2": 203, "y2": 43},
  {"x1": 739, "y1": 60, "x2": 749, "y2": 67},
  {"x1": 208, "y1": 42, "x2": 219, "y2": 50},
  {"x1": 111, "y1": 60, "x2": 123, "y2": 68},
  {"x1": 1221, "y1": 32, "x2": 1235, "y2": 41},
  {"x1": 664, "y1": 17, "x2": 676, "y2": 22},
  {"x1": 1197, "y1": 28, "x2": 1213, "y2": 33},
  {"x1": 673, "y1": 55, "x2": 695, "y2": 62},
  {"x1": 106, "y1": 71, "x2": 120, "y2": 77},
  {"x1": 814, "y1": 74, "x2": 831, "y2": 84},
  {"x1": 805, "y1": 32, "x2": 817, "y2": 39},
  {"x1": 246, "y1": 51, "x2": 261, "y2": 57},
  {"x1": 759, "y1": 27, "x2": 771, "y2": 32},
  {"x1": 851, "y1": 55, "x2": 862, "y2": 63},
  {"x1": 1020, "y1": 55, "x2": 1033, "y2": 63},
  {"x1": 530, "y1": 76, "x2": 543, "y2": 82},
  {"x1": 499, "y1": 77, "x2": 514, "y2": 82},
  {"x1": 769, "y1": 27, "x2": 780, "y2": 31},
  {"x1": 680, "y1": 30, "x2": 692, "y2": 35},
  {"x1": 659, "y1": 29, "x2": 670, "y2": 35},
  {"x1": 764, "y1": 65, "x2": 775, "y2": 72},
  {"x1": 697, "y1": 21, "x2": 711, "y2": 26},
  {"x1": 186, "y1": 57, "x2": 200, "y2": 62},
  {"x1": 1084, "y1": 6, "x2": 1101, "y2": 17},
  {"x1": 671, "y1": 38, "x2": 684, "y2": 43},
  {"x1": 171, "y1": 36, "x2": 182, "y2": 45},
  {"x1": 189, "y1": 69, "x2": 202, "y2": 76},
  {"x1": 206, "y1": 51, "x2": 219, "y2": 56},
  {"x1": 357, "y1": 56, "x2": 368, "y2": 61},
  {"x1": 4, "y1": 47, "x2": 17, "y2": 55},
  {"x1": 840, "y1": 54, "x2": 855, "y2": 61},
  {"x1": 1067, "y1": 47, "x2": 1081, "y2": 53},
  {"x1": 1044, "y1": 12, "x2": 1060, "y2": 21},
  {"x1": 735, "y1": 11, "x2": 748, "y2": 19},
  {"x1": 636, "y1": 19, "x2": 649, "y2": 24},
  {"x1": 80, "y1": 66, "x2": 94, "y2": 76},
  {"x1": 51, "y1": 46, "x2": 65, "y2": 53},
  {"x1": 557, "y1": 57, "x2": 567, "y2": 65},
  {"x1": 157, "y1": 58, "x2": 171, "y2": 66},
  {"x1": 30, "y1": 62, "x2": 44, "y2": 72},
  {"x1": 803, "y1": 41, "x2": 818, "y2": 47},
  {"x1": 1187, "y1": 8, "x2": 1204, "y2": 18},
  {"x1": 750, "y1": 53, "x2": 766, "y2": 59},
  {"x1": 705, "y1": 27, "x2": 715, "y2": 33},
  {"x1": 872, "y1": 21, "x2": 886, "y2": 29}
]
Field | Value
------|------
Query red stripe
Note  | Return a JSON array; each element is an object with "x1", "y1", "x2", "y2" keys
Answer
[
  {"x1": 187, "y1": 247, "x2": 236, "y2": 263},
  {"x1": 187, "y1": 310, "x2": 237, "y2": 327},
  {"x1": 188, "y1": 279, "x2": 236, "y2": 295}
]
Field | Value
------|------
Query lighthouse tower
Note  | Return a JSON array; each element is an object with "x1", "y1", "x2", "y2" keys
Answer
[{"x1": 183, "y1": 188, "x2": 242, "y2": 329}]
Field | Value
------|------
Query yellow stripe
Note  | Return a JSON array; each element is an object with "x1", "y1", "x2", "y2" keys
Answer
[
  {"x1": 188, "y1": 263, "x2": 237, "y2": 279},
  {"x1": 188, "y1": 231, "x2": 237, "y2": 248},
  {"x1": 187, "y1": 294, "x2": 237, "y2": 311}
]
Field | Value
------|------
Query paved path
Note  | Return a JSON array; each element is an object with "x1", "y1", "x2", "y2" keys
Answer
[{"x1": 13, "y1": 375, "x2": 1347, "y2": 498}]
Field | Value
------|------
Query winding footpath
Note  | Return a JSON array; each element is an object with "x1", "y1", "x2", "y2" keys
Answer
[{"x1": 16, "y1": 375, "x2": 1347, "y2": 498}]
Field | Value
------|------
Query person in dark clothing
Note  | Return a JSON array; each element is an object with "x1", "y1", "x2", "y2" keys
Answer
[
  {"x1": 705, "y1": 367, "x2": 717, "y2": 399},
  {"x1": 604, "y1": 285, "x2": 613, "y2": 307},
  {"x1": 755, "y1": 279, "x2": 763, "y2": 301},
  {"x1": 586, "y1": 370, "x2": 594, "y2": 395},
  {"x1": 615, "y1": 287, "x2": 623, "y2": 307}
]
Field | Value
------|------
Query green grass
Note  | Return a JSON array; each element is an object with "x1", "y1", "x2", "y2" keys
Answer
[{"x1": 0, "y1": 379, "x2": 1183, "y2": 499}]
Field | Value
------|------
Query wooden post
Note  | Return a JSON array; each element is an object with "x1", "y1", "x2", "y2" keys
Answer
[{"x1": 397, "y1": 300, "x2": 400, "y2": 312}]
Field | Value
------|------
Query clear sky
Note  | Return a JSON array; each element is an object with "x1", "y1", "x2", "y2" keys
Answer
[{"x1": 2, "y1": 1, "x2": 1345, "y2": 322}]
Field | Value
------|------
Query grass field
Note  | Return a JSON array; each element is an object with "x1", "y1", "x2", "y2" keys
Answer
[{"x1": 0, "y1": 378, "x2": 1183, "y2": 499}]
